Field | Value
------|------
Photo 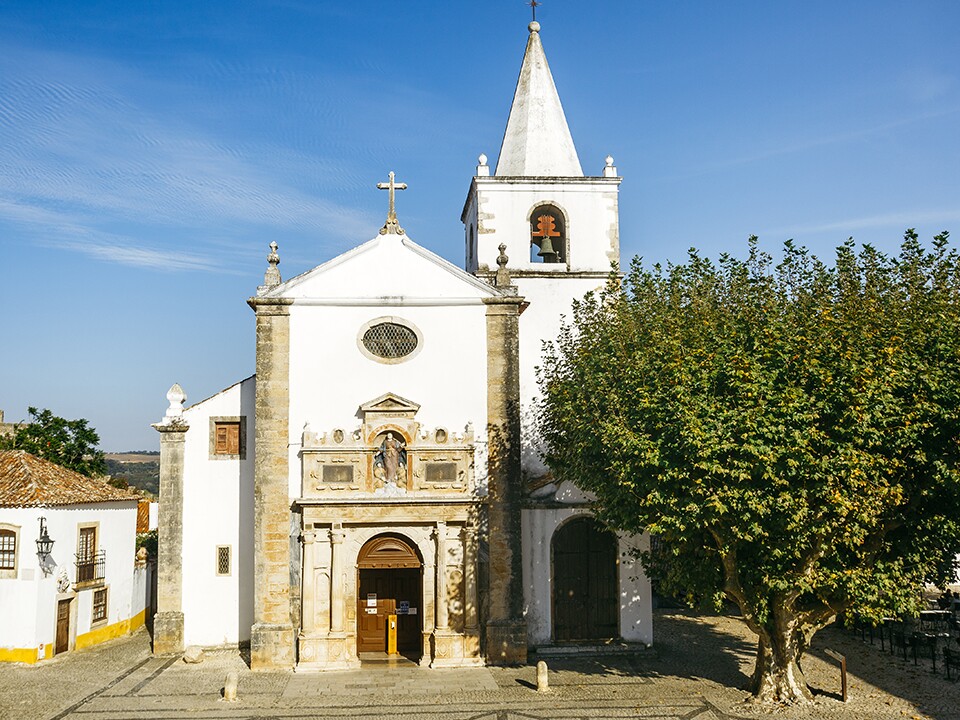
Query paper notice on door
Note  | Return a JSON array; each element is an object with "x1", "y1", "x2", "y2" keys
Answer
[
  {"x1": 366, "y1": 593, "x2": 377, "y2": 607},
  {"x1": 365, "y1": 607, "x2": 377, "y2": 614}
]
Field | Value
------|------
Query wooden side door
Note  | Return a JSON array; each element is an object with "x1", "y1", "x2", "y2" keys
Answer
[
  {"x1": 552, "y1": 518, "x2": 619, "y2": 641},
  {"x1": 357, "y1": 570, "x2": 400, "y2": 652},
  {"x1": 55, "y1": 599, "x2": 70, "y2": 654}
]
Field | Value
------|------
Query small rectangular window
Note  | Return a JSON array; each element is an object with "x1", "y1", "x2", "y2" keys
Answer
[
  {"x1": 215, "y1": 422, "x2": 241, "y2": 455},
  {"x1": 0, "y1": 530, "x2": 15, "y2": 571},
  {"x1": 92, "y1": 588, "x2": 107, "y2": 623},
  {"x1": 78, "y1": 527, "x2": 96, "y2": 562},
  {"x1": 216, "y1": 546, "x2": 232, "y2": 576}
]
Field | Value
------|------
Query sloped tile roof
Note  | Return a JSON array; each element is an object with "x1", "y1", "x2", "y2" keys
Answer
[{"x1": 0, "y1": 450, "x2": 141, "y2": 507}]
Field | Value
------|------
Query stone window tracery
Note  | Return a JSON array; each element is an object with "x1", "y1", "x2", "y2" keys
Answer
[{"x1": 357, "y1": 318, "x2": 424, "y2": 364}]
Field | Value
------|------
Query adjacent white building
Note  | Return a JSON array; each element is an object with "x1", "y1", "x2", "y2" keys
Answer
[
  {"x1": 155, "y1": 20, "x2": 652, "y2": 670},
  {"x1": 0, "y1": 450, "x2": 147, "y2": 663}
]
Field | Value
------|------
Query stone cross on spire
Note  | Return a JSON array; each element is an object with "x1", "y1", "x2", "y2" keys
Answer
[{"x1": 377, "y1": 171, "x2": 407, "y2": 235}]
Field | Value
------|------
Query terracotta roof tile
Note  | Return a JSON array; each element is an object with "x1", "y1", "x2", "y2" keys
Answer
[{"x1": 0, "y1": 450, "x2": 141, "y2": 507}]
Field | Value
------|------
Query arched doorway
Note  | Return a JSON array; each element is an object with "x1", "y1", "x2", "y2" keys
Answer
[
  {"x1": 356, "y1": 534, "x2": 422, "y2": 658},
  {"x1": 552, "y1": 516, "x2": 619, "y2": 641}
]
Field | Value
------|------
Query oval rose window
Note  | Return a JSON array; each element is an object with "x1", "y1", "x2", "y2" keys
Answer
[{"x1": 361, "y1": 322, "x2": 419, "y2": 359}]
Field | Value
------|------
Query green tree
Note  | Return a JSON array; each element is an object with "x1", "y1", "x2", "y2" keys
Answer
[
  {"x1": 538, "y1": 232, "x2": 960, "y2": 704},
  {"x1": 0, "y1": 407, "x2": 107, "y2": 477}
]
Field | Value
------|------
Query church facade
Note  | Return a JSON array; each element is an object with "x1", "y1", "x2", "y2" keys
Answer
[{"x1": 154, "y1": 21, "x2": 652, "y2": 670}]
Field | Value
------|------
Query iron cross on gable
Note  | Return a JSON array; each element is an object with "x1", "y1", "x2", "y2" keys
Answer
[{"x1": 377, "y1": 171, "x2": 407, "y2": 235}]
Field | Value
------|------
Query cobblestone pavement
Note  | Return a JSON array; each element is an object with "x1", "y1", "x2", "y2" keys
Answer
[{"x1": 2, "y1": 611, "x2": 959, "y2": 720}]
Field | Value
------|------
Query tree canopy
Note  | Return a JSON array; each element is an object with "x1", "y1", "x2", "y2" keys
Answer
[
  {"x1": 538, "y1": 231, "x2": 960, "y2": 703},
  {"x1": 0, "y1": 407, "x2": 106, "y2": 477}
]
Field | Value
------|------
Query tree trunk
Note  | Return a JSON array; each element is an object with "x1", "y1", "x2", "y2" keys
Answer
[{"x1": 749, "y1": 629, "x2": 813, "y2": 704}]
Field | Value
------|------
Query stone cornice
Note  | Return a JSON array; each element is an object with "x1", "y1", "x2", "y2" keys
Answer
[
  {"x1": 247, "y1": 296, "x2": 294, "y2": 313},
  {"x1": 482, "y1": 295, "x2": 525, "y2": 308},
  {"x1": 294, "y1": 497, "x2": 482, "y2": 507},
  {"x1": 152, "y1": 421, "x2": 189, "y2": 434}
]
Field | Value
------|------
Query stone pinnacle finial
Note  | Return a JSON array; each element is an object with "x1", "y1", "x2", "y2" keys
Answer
[
  {"x1": 263, "y1": 241, "x2": 281, "y2": 287},
  {"x1": 495, "y1": 243, "x2": 512, "y2": 288},
  {"x1": 377, "y1": 171, "x2": 407, "y2": 236},
  {"x1": 603, "y1": 155, "x2": 618, "y2": 177}
]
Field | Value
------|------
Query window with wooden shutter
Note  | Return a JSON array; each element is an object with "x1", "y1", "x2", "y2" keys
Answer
[
  {"x1": 215, "y1": 422, "x2": 240, "y2": 455},
  {"x1": 209, "y1": 417, "x2": 246, "y2": 459},
  {"x1": 78, "y1": 526, "x2": 96, "y2": 563},
  {"x1": 92, "y1": 588, "x2": 108, "y2": 623},
  {"x1": 0, "y1": 529, "x2": 15, "y2": 571}
]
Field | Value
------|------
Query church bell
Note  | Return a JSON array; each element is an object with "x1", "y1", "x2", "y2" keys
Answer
[{"x1": 536, "y1": 236, "x2": 559, "y2": 263}]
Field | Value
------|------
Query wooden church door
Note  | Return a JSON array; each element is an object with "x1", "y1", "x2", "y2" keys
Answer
[
  {"x1": 552, "y1": 517, "x2": 619, "y2": 641},
  {"x1": 355, "y1": 535, "x2": 422, "y2": 656}
]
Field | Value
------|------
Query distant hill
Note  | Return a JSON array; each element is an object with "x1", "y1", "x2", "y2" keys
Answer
[{"x1": 105, "y1": 452, "x2": 160, "y2": 497}]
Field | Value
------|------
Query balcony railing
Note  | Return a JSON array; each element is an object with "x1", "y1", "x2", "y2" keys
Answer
[{"x1": 75, "y1": 550, "x2": 105, "y2": 584}]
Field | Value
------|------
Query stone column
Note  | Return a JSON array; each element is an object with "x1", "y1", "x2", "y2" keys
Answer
[
  {"x1": 247, "y1": 296, "x2": 295, "y2": 670},
  {"x1": 434, "y1": 522, "x2": 449, "y2": 630},
  {"x1": 463, "y1": 522, "x2": 479, "y2": 632},
  {"x1": 483, "y1": 272, "x2": 528, "y2": 664},
  {"x1": 329, "y1": 523, "x2": 345, "y2": 633},
  {"x1": 152, "y1": 416, "x2": 188, "y2": 655},
  {"x1": 300, "y1": 530, "x2": 316, "y2": 635}
]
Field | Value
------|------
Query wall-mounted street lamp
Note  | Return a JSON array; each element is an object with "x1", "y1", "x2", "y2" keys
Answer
[{"x1": 36, "y1": 517, "x2": 55, "y2": 561}]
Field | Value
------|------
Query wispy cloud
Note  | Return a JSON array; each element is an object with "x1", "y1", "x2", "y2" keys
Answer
[
  {"x1": 0, "y1": 45, "x2": 379, "y2": 271},
  {"x1": 764, "y1": 209, "x2": 960, "y2": 238},
  {"x1": 652, "y1": 106, "x2": 960, "y2": 184}
]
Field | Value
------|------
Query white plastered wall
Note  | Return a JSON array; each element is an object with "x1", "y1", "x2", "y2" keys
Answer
[
  {"x1": 282, "y1": 234, "x2": 493, "y2": 500},
  {"x1": 287, "y1": 302, "x2": 490, "y2": 497},
  {"x1": 521, "y1": 482, "x2": 652, "y2": 648},
  {"x1": 514, "y1": 274, "x2": 607, "y2": 477},
  {"x1": 180, "y1": 377, "x2": 256, "y2": 646},
  {"x1": 467, "y1": 179, "x2": 620, "y2": 275},
  {"x1": 0, "y1": 502, "x2": 139, "y2": 656}
]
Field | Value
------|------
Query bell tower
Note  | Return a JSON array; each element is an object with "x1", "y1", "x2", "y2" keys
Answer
[{"x1": 461, "y1": 19, "x2": 622, "y2": 477}]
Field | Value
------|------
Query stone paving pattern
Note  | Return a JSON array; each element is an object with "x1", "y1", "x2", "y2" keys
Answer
[{"x1": 1, "y1": 610, "x2": 959, "y2": 720}]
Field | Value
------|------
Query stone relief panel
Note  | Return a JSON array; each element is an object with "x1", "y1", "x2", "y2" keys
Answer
[{"x1": 300, "y1": 392, "x2": 476, "y2": 498}]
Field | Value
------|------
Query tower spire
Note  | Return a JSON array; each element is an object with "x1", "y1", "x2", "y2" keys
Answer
[{"x1": 494, "y1": 17, "x2": 582, "y2": 177}]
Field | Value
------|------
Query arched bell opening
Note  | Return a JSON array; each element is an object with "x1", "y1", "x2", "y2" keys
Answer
[
  {"x1": 551, "y1": 516, "x2": 619, "y2": 641},
  {"x1": 529, "y1": 204, "x2": 566, "y2": 264},
  {"x1": 356, "y1": 533, "x2": 423, "y2": 660}
]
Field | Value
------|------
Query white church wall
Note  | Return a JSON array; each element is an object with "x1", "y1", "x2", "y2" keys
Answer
[
  {"x1": 514, "y1": 275, "x2": 606, "y2": 478},
  {"x1": 521, "y1": 505, "x2": 653, "y2": 648},
  {"x1": 180, "y1": 377, "x2": 256, "y2": 646},
  {"x1": 470, "y1": 179, "x2": 620, "y2": 274},
  {"x1": 287, "y1": 302, "x2": 490, "y2": 498},
  {"x1": 282, "y1": 234, "x2": 493, "y2": 302}
]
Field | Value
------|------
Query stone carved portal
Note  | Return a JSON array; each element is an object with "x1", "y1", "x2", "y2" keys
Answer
[
  {"x1": 300, "y1": 392, "x2": 475, "y2": 497},
  {"x1": 295, "y1": 393, "x2": 483, "y2": 671}
]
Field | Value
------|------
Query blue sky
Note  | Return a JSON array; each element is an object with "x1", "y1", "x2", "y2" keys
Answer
[{"x1": 1, "y1": 1, "x2": 958, "y2": 451}]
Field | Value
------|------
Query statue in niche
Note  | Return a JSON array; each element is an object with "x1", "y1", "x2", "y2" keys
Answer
[{"x1": 374, "y1": 432, "x2": 407, "y2": 485}]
